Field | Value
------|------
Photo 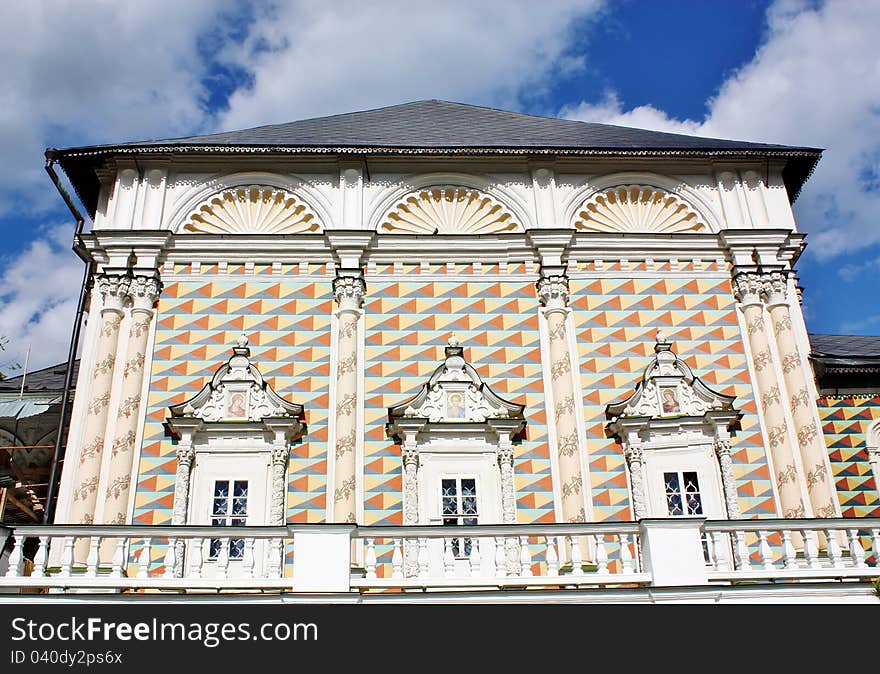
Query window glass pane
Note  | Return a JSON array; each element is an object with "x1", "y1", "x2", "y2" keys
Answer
[
  {"x1": 233, "y1": 481, "x2": 248, "y2": 498},
  {"x1": 214, "y1": 481, "x2": 229, "y2": 498},
  {"x1": 232, "y1": 498, "x2": 248, "y2": 516},
  {"x1": 664, "y1": 472, "x2": 683, "y2": 516},
  {"x1": 682, "y1": 472, "x2": 703, "y2": 515},
  {"x1": 461, "y1": 479, "x2": 476, "y2": 496},
  {"x1": 230, "y1": 539, "x2": 245, "y2": 559},
  {"x1": 462, "y1": 496, "x2": 477, "y2": 515},
  {"x1": 209, "y1": 539, "x2": 222, "y2": 559},
  {"x1": 212, "y1": 498, "x2": 227, "y2": 517},
  {"x1": 442, "y1": 498, "x2": 458, "y2": 515},
  {"x1": 231, "y1": 518, "x2": 246, "y2": 527},
  {"x1": 441, "y1": 479, "x2": 457, "y2": 497}
]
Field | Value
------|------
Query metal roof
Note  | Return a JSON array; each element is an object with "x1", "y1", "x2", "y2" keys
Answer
[
  {"x1": 49, "y1": 100, "x2": 822, "y2": 216},
  {"x1": 0, "y1": 361, "x2": 78, "y2": 395},
  {"x1": 809, "y1": 334, "x2": 880, "y2": 358}
]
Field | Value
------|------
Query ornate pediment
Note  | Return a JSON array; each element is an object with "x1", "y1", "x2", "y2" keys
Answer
[
  {"x1": 606, "y1": 331, "x2": 736, "y2": 423},
  {"x1": 181, "y1": 186, "x2": 322, "y2": 234},
  {"x1": 387, "y1": 336, "x2": 525, "y2": 434},
  {"x1": 168, "y1": 334, "x2": 303, "y2": 426},
  {"x1": 575, "y1": 185, "x2": 707, "y2": 233},
  {"x1": 378, "y1": 186, "x2": 522, "y2": 235}
]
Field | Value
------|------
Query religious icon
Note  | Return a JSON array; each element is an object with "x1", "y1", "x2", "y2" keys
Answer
[
  {"x1": 447, "y1": 392, "x2": 465, "y2": 419},
  {"x1": 227, "y1": 392, "x2": 247, "y2": 418},
  {"x1": 660, "y1": 387, "x2": 680, "y2": 415}
]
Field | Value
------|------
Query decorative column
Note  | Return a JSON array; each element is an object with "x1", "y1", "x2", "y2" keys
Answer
[
  {"x1": 331, "y1": 270, "x2": 365, "y2": 524},
  {"x1": 763, "y1": 272, "x2": 837, "y2": 518},
  {"x1": 101, "y1": 275, "x2": 161, "y2": 530},
  {"x1": 733, "y1": 273, "x2": 806, "y2": 519},
  {"x1": 537, "y1": 268, "x2": 585, "y2": 523},
  {"x1": 171, "y1": 443, "x2": 195, "y2": 577},
  {"x1": 713, "y1": 438, "x2": 741, "y2": 519},
  {"x1": 868, "y1": 446, "x2": 880, "y2": 499},
  {"x1": 402, "y1": 441, "x2": 419, "y2": 577},
  {"x1": 68, "y1": 274, "x2": 130, "y2": 560},
  {"x1": 624, "y1": 445, "x2": 647, "y2": 520}
]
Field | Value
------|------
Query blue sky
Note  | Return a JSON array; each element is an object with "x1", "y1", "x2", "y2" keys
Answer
[{"x1": 1, "y1": 0, "x2": 878, "y2": 372}]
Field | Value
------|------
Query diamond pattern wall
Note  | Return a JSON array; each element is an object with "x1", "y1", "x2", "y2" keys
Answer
[
  {"x1": 571, "y1": 275, "x2": 778, "y2": 521},
  {"x1": 817, "y1": 394, "x2": 880, "y2": 518}
]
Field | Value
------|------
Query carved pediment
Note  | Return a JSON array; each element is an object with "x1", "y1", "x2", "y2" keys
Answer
[
  {"x1": 181, "y1": 186, "x2": 323, "y2": 234},
  {"x1": 606, "y1": 332, "x2": 736, "y2": 423},
  {"x1": 575, "y1": 185, "x2": 707, "y2": 233},
  {"x1": 378, "y1": 186, "x2": 522, "y2": 235},
  {"x1": 387, "y1": 336, "x2": 525, "y2": 435},
  {"x1": 167, "y1": 334, "x2": 303, "y2": 426}
]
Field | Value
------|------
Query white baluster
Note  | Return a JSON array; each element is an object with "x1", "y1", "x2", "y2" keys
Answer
[
  {"x1": 570, "y1": 535, "x2": 584, "y2": 578},
  {"x1": 782, "y1": 530, "x2": 798, "y2": 570},
  {"x1": 443, "y1": 538, "x2": 455, "y2": 577},
  {"x1": 268, "y1": 538, "x2": 283, "y2": 579},
  {"x1": 392, "y1": 538, "x2": 404, "y2": 579},
  {"x1": 187, "y1": 538, "x2": 203, "y2": 578},
  {"x1": 847, "y1": 529, "x2": 867, "y2": 569},
  {"x1": 364, "y1": 538, "x2": 377, "y2": 579},
  {"x1": 31, "y1": 536, "x2": 48, "y2": 578},
  {"x1": 619, "y1": 534, "x2": 635, "y2": 574},
  {"x1": 85, "y1": 536, "x2": 101, "y2": 578},
  {"x1": 758, "y1": 530, "x2": 774, "y2": 571},
  {"x1": 163, "y1": 539, "x2": 177, "y2": 579},
  {"x1": 711, "y1": 532, "x2": 730, "y2": 572},
  {"x1": 241, "y1": 538, "x2": 255, "y2": 579},
  {"x1": 4, "y1": 535, "x2": 23, "y2": 578},
  {"x1": 804, "y1": 530, "x2": 821, "y2": 569},
  {"x1": 468, "y1": 538, "x2": 481, "y2": 577},
  {"x1": 872, "y1": 529, "x2": 880, "y2": 568},
  {"x1": 59, "y1": 536, "x2": 74, "y2": 578},
  {"x1": 594, "y1": 534, "x2": 609, "y2": 575},
  {"x1": 418, "y1": 538, "x2": 430, "y2": 579},
  {"x1": 546, "y1": 536, "x2": 559, "y2": 577},
  {"x1": 519, "y1": 536, "x2": 533, "y2": 578},
  {"x1": 494, "y1": 536, "x2": 507, "y2": 578},
  {"x1": 109, "y1": 538, "x2": 126, "y2": 579},
  {"x1": 137, "y1": 538, "x2": 152, "y2": 579},
  {"x1": 215, "y1": 539, "x2": 230, "y2": 579},
  {"x1": 733, "y1": 530, "x2": 750, "y2": 570},
  {"x1": 825, "y1": 529, "x2": 842, "y2": 569}
]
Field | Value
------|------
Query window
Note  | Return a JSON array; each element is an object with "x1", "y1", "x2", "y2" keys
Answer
[
  {"x1": 209, "y1": 479, "x2": 248, "y2": 559},
  {"x1": 664, "y1": 471, "x2": 703, "y2": 516},
  {"x1": 441, "y1": 478, "x2": 478, "y2": 558}
]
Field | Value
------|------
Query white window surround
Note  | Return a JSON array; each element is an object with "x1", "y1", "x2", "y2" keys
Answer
[
  {"x1": 387, "y1": 336, "x2": 526, "y2": 577},
  {"x1": 606, "y1": 331, "x2": 742, "y2": 522},
  {"x1": 867, "y1": 419, "x2": 880, "y2": 497},
  {"x1": 164, "y1": 334, "x2": 304, "y2": 578}
]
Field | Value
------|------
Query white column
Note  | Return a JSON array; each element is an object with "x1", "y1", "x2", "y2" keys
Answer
[
  {"x1": 713, "y1": 438, "x2": 741, "y2": 519},
  {"x1": 402, "y1": 442, "x2": 419, "y2": 577},
  {"x1": 763, "y1": 272, "x2": 838, "y2": 518},
  {"x1": 100, "y1": 276, "x2": 161, "y2": 532},
  {"x1": 537, "y1": 269, "x2": 586, "y2": 524},
  {"x1": 624, "y1": 445, "x2": 647, "y2": 520},
  {"x1": 733, "y1": 273, "x2": 807, "y2": 519},
  {"x1": 331, "y1": 271, "x2": 365, "y2": 524},
  {"x1": 68, "y1": 274, "x2": 130, "y2": 562}
]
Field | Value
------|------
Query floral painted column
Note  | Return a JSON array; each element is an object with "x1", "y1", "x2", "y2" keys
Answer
[
  {"x1": 100, "y1": 275, "x2": 161, "y2": 532},
  {"x1": 68, "y1": 274, "x2": 130, "y2": 561},
  {"x1": 331, "y1": 270, "x2": 365, "y2": 524},
  {"x1": 733, "y1": 273, "x2": 806, "y2": 519},
  {"x1": 537, "y1": 268, "x2": 585, "y2": 524},
  {"x1": 764, "y1": 272, "x2": 837, "y2": 518}
]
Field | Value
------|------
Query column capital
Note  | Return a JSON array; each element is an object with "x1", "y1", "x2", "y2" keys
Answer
[
  {"x1": 333, "y1": 269, "x2": 366, "y2": 312},
  {"x1": 713, "y1": 437, "x2": 732, "y2": 457},
  {"x1": 536, "y1": 267, "x2": 569, "y2": 311},
  {"x1": 760, "y1": 270, "x2": 789, "y2": 305},
  {"x1": 402, "y1": 445, "x2": 419, "y2": 468},
  {"x1": 96, "y1": 273, "x2": 132, "y2": 312},
  {"x1": 129, "y1": 275, "x2": 162, "y2": 312},
  {"x1": 624, "y1": 444, "x2": 644, "y2": 465}
]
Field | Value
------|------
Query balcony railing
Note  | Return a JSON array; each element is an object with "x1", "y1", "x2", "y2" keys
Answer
[{"x1": 1, "y1": 518, "x2": 879, "y2": 597}]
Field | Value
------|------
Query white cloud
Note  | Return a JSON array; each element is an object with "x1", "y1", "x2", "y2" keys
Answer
[
  {"x1": 0, "y1": 226, "x2": 83, "y2": 372},
  {"x1": 217, "y1": 0, "x2": 603, "y2": 130},
  {"x1": 562, "y1": 0, "x2": 880, "y2": 260},
  {"x1": 0, "y1": 1, "x2": 239, "y2": 213}
]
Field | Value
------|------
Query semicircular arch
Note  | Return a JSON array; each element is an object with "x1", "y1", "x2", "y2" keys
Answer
[
  {"x1": 562, "y1": 172, "x2": 722, "y2": 234},
  {"x1": 368, "y1": 173, "x2": 531, "y2": 234},
  {"x1": 166, "y1": 172, "x2": 332, "y2": 234}
]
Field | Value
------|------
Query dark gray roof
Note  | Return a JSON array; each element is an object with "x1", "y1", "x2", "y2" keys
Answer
[
  {"x1": 809, "y1": 334, "x2": 880, "y2": 358},
  {"x1": 0, "y1": 361, "x2": 78, "y2": 394},
  {"x1": 49, "y1": 100, "x2": 822, "y2": 216}
]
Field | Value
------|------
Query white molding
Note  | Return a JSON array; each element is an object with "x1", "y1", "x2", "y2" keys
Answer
[{"x1": 163, "y1": 171, "x2": 335, "y2": 234}]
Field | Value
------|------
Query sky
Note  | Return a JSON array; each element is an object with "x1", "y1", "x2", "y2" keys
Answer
[{"x1": 1, "y1": 0, "x2": 879, "y2": 373}]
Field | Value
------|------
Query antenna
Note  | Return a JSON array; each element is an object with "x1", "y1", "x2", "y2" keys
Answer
[{"x1": 18, "y1": 345, "x2": 30, "y2": 399}]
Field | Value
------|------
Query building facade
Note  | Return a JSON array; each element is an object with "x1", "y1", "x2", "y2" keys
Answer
[{"x1": 1, "y1": 101, "x2": 878, "y2": 602}]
